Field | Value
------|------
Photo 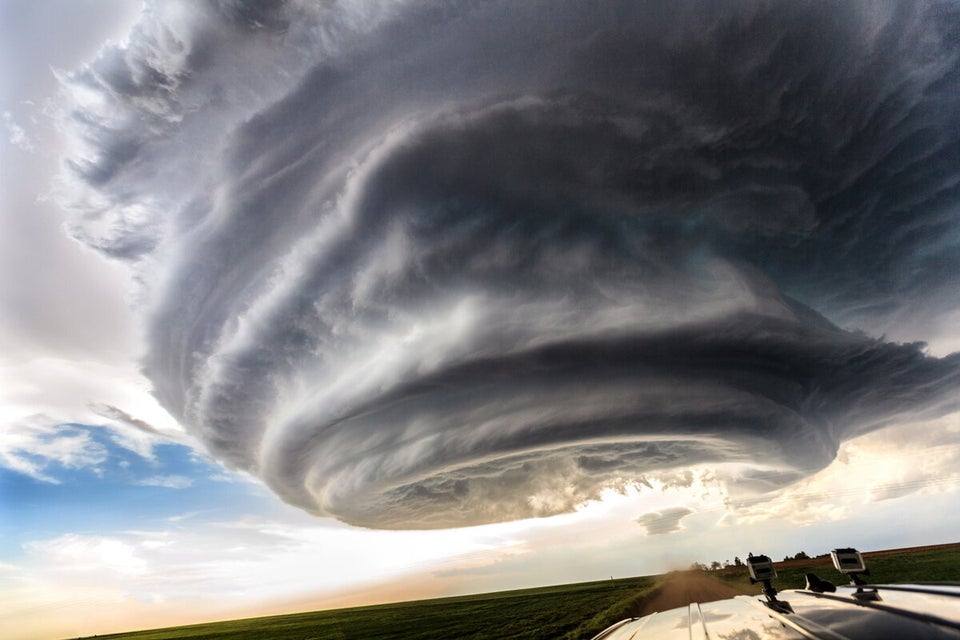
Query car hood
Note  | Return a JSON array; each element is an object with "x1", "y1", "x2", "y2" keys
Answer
[{"x1": 591, "y1": 583, "x2": 960, "y2": 640}]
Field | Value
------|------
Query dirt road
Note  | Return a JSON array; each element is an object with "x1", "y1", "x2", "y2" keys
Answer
[{"x1": 638, "y1": 571, "x2": 752, "y2": 616}]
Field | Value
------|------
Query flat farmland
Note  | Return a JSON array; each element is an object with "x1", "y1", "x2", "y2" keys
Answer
[
  {"x1": 716, "y1": 541, "x2": 960, "y2": 592},
  {"x1": 79, "y1": 577, "x2": 658, "y2": 640},
  {"x1": 78, "y1": 542, "x2": 960, "y2": 640}
]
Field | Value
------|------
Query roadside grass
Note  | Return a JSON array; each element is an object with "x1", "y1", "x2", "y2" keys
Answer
[{"x1": 83, "y1": 577, "x2": 657, "y2": 640}]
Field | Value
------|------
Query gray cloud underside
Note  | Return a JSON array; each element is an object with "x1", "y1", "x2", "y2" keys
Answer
[
  {"x1": 637, "y1": 507, "x2": 695, "y2": 536},
  {"x1": 60, "y1": 0, "x2": 960, "y2": 528}
]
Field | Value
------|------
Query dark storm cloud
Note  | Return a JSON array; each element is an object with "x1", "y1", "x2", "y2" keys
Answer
[{"x1": 60, "y1": 0, "x2": 960, "y2": 528}]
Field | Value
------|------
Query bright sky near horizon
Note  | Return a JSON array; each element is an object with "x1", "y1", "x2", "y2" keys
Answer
[{"x1": 2, "y1": 2, "x2": 960, "y2": 639}]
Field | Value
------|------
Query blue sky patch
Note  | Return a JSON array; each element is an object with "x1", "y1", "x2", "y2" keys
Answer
[{"x1": 0, "y1": 424, "x2": 265, "y2": 560}]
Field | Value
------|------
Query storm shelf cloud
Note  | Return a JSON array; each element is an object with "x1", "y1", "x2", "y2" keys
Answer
[{"x1": 57, "y1": 0, "x2": 960, "y2": 529}]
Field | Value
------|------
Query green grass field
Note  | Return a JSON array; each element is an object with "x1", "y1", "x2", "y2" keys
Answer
[
  {"x1": 82, "y1": 577, "x2": 658, "y2": 640},
  {"x1": 716, "y1": 543, "x2": 960, "y2": 592},
  {"x1": 79, "y1": 543, "x2": 958, "y2": 640}
]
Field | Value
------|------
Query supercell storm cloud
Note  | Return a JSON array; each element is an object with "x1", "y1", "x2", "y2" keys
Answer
[{"x1": 60, "y1": 1, "x2": 960, "y2": 528}]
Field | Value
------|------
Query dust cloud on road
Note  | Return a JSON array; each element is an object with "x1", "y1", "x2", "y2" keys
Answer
[{"x1": 638, "y1": 571, "x2": 752, "y2": 616}]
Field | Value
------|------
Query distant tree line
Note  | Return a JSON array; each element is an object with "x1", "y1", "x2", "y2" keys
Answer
[{"x1": 691, "y1": 551, "x2": 812, "y2": 571}]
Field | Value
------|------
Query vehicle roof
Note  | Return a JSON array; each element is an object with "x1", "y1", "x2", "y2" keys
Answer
[{"x1": 591, "y1": 583, "x2": 960, "y2": 640}]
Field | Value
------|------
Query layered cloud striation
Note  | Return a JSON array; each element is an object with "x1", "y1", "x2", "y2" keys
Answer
[{"x1": 60, "y1": 0, "x2": 960, "y2": 528}]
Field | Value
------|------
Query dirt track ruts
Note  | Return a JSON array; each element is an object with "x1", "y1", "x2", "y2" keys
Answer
[{"x1": 638, "y1": 571, "x2": 752, "y2": 616}]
